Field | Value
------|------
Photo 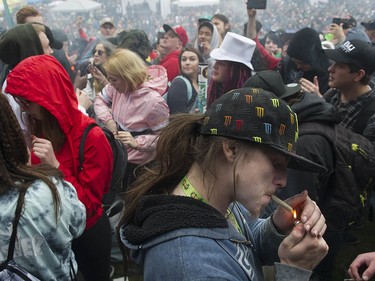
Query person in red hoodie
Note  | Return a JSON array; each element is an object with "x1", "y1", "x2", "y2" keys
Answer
[
  {"x1": 157, "y1": 24, "x2": 189, "y2": 83},
  {"x1": 5, "y1": 54, "x2": 114, "y2": 281}
]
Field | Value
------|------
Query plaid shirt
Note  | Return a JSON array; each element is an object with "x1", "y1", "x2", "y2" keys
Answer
[{"x1": 324, "y1": 87, "x2": 375, "y2": 143}]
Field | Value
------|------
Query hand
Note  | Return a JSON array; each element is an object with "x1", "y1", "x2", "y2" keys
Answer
[
  {"x1": 247, "y1": 8, "x2": 257, "y2": 17},
  {"x1": 31, "y1": 136, "x2": 60, "y2": 168},
  {"x1": 76, "y1": 89, "x2": 92, "y2": 110},
  {"x1": 246, "y1": 9, "x2": 257, "y2": 39},
  {"x1": 90, "y1": 65, "x2": 108, "y2": 86},
  {"x1": 68, "y1": 53, "x2": 78, "y2": 65},
  {"x1": 106, "y1": 120, "x2": 118, "y2": 134},
  {"x1": 272, "y1": 190, "x2": 327, "y2": 237},
  {"x1": 348, "y1": 252, "x2": 375, "y2": 281},
  {"x1": 73, "y1": 70, "x2": 87, "y2": 90},
  {"x1": 299, "y1": 77, "x2": 322, "y2": 97},
  {"x1": 278, "y1": 223, "x2": 329, "y2": 270},
  {"x1": 115, "y1": 131, "x2": 139, "y2": 149},
  {"x1": 328, "y1": 23, "x2": 345, "y2": 43},
  {"x1": 198, "y1": 41, "x2": 211, "y2": 56}
]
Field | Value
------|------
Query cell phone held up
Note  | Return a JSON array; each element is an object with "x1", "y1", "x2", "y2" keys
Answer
[
  {"x1": 247, "y1": 0, "x2": 267, "y2": 9},
  {"x1": 332, "y1": 18, "x2": 341, "y2": 25}
]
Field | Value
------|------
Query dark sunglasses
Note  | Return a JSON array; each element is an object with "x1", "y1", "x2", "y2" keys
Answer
[
  {"x1": 14, "y1": 96, "x2": 30, "y2": 108},
  {"x1": 92, "y1": 49, "x2": 105, "y2": 56}
]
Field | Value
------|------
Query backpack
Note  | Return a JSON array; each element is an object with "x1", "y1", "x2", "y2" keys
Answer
[
  {"x1": 0, "y1": 190, "x2": 41, "y2": 281},
  {"x1": 299, "y1": 122, "x2": 375, "y2": 218},
  {"x1": 79, "y1": 123, "x2": 128, "y2": 206},
  {"x1": 79, "y1": 123, "x2": 128, "y2": 262},
  {"x1": 164, "y1": 75, "x2": 197, "y2": 113}
]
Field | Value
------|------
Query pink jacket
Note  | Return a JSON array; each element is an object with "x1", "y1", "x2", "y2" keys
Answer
[{"x1": 94, "y1": 65, "x2": 170, "y2": 164}]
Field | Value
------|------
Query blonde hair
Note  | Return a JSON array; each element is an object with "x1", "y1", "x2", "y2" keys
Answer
[{"x1": 104, "y1": 48, "x2": 148, "y2": 92}]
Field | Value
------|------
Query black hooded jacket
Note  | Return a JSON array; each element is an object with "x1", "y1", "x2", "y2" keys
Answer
[
  {"x1": 280, "y1": 28, "x2": 330, "y2": 94},
  {"x1": 273, "y1": 93, "x2": 338, "y2": 206},
  {"x1": 0, "y1": 23, "x2": 44, "y2": 86}
]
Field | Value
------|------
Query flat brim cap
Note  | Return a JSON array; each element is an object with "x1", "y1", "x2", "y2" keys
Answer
[
  {"x1": 324, "y1": 42, "x2": 366, "y2": 69},
  {"x1": 201, "y1": 87, "x2": 327, "y2": 173}
]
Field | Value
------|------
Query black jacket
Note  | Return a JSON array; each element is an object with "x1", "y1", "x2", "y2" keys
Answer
[{"x1": 262, "y1": 93, "x2": 338, "y2": 217}]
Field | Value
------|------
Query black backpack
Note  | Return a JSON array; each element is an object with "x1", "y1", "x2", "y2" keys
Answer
[
  {"x1": 299, "y1": 122, "x2": 375, "y2": 217},
  {"x1": 79, "y1": 123, "x2": 128, "y2": 207},
  {"x1": 79, "y1": 123, "x2": 128, "y2": 263}
]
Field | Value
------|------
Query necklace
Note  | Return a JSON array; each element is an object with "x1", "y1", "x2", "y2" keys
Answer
[{"x1": 180, "y1": 176, "x2": 242, "y2": 234}]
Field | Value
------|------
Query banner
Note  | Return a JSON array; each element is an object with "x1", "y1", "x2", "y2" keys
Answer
[{"x1": 197, "y1": 63, "x2": 209, "y2": 113}]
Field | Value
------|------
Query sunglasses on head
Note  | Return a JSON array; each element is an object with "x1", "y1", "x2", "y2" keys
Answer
[{"x1": 92, "y1": 49, "x2": 105, "y2": 56}]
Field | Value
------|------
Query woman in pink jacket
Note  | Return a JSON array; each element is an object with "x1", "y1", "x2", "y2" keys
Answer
[{"x1": 94, "y1": 48, "x2": 170, "y2": 187}]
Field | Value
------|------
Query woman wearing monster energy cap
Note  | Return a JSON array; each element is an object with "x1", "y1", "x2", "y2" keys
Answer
[{"x1": 118, "y1": 87, "x2": 328, "y2": 280}]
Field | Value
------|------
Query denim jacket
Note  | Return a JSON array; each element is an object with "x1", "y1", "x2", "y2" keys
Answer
[{"x1": 121, "y1": 195, "x2": 312, "y2": 281}]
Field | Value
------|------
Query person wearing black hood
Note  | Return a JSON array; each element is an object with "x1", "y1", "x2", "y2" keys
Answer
[
  {"x1": 0, "y1": 23, "x2": 92, "y2": 134},
  {"x1": 0, "y1": 23, "x2": 60, "y2": 146},
  {"x1": 243, "y1": 70, "x2": 344, "y2": 281},
  {"x1": 279, "y1": 27, "x2": 331, "y2": 95}
]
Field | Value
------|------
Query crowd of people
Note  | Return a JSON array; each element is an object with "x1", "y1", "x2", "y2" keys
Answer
[{"x1": 1, "y1": 0, "x2": 375, "y2": 281}]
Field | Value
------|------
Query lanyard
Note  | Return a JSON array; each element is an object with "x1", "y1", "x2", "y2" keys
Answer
[{"x1": 180, "y1": 176, "x2": 242, "y2": 234}]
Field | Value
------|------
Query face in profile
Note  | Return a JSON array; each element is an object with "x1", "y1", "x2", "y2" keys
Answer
[
  {"x1": 211, "y1": 60, "x2": 230, "y2": 83},
  {"x1": 232, "y1": 146, "x2": 288, "y2": 217},
  {"x1": 212, "y1": 17, "x2": 228, "y2": 39},
  {"x1": 15, "y1": 96, "x2": 44, "y2": 120},
  {"x1": 38, "y1": 31, "x2": 53, "y2": 55},
  {"x1": 159, "y1": 30, "x2": 181, "y2": 56}
]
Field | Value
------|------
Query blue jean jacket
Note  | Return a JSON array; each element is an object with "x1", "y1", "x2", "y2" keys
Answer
[{"x1": 120, "y1": 196, "x2": 312, "y2": 281}]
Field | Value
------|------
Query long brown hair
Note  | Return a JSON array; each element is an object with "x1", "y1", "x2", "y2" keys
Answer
[
  {"x1": 26, "y1": 106, "x2": 66, "y2": 152},
  {"x1": 0, "y1": 94, "x2": 62, "y2": 218},
  {"x1": 120, "y1": 113, "x2": 248, "y2": 225},
  {"x1": 207, "y1": 61, "x2": 252, "y2": 107}
]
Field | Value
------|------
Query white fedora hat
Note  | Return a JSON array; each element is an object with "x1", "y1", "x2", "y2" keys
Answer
[{"x1": 210, "y1": 32, "x2": 255, "y2": 70}]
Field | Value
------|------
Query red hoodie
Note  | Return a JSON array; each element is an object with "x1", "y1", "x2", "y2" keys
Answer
[
  {"x1": 159, "y1": 49, "x2": 181, "y2": 82},
  {"x1": 6, "y1": 55, "x2": 113, "y2": 230}
]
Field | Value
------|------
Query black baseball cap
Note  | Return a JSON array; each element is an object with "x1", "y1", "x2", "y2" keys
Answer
[
  {"x1": 243, "y1": 70, "x2": 301, "y2": 99},
  {"x1": 324, "y1": 39, "x2": 375, "y2": 74},
  {"x1": 201, "y1": 88, "x2": 327, "y2": 173}
]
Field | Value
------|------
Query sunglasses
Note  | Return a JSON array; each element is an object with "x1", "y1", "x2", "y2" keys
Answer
[
  {"x1": 92, "y1": 49, "x2": 105, "y2": 56},
  {"x1": 14, "y1": 96, "x2": 30, "y2": 108}
]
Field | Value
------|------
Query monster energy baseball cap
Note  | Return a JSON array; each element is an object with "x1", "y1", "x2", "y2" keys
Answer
[{"x1": 200, "y1": 88, "x2": 326, "y2": 172}]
